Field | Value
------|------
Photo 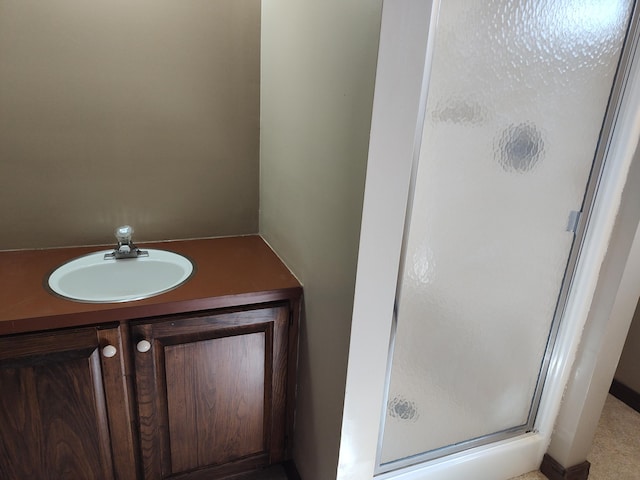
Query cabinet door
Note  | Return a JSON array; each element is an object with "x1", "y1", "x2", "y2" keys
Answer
[
  {"x1": 0, "y1": 325, "x2": 138, "y2": 480},
  {"x1": 133, "y1": 304, "x2": 290, "y2": 479}
]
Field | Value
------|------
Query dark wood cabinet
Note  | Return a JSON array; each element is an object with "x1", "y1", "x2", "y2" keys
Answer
[
  {"x1": 0, "y1": 237, "x2": 302, "y2": 480},
  {"x1": 132, "y1": 303, "x2": 291, "y2": 479},
  {"x1": 0, "y1": 325, "x2": 139, "y2": 480},
  {"x1": 0, "y1": 301, "x2": 298, "y2": 480}
]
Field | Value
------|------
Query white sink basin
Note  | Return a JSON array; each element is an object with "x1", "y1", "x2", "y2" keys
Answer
[{"x1": 47, "y1": 249, "x2": 194, "y2": 303}]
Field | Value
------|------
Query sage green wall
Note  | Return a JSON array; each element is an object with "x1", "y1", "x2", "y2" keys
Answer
[
  {"x1": 0, "y1": 0, "x2": 260, "y2": 250},
  {"x1": 260, "y1": 2, "x2": 382, "y2": 479},
  {"x1": 615, "y1": 298, "x2": 640, "y2": 392}
]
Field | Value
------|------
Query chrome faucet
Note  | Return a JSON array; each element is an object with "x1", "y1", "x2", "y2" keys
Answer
[{"x1": 104, "y1": 225, "x2": 149, "y2": 260}]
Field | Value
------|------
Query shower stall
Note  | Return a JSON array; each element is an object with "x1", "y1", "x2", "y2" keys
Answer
[
  {"x1": 378, "y1": 0, "x2": 636, "y2": 472},
  {"x1": 338, "y1": 0, "x2": 640, "y2": 478}
]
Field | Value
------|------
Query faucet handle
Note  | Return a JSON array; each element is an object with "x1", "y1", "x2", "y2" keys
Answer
[
  {"x1": 105, "y1": 225, "x2": 147, "y2": 260},
  {"x1": 115, "y1": 225, "x2": 134, "y2": 244}
]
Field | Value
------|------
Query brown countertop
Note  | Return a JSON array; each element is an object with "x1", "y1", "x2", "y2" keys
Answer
[{"x1": 0, "y1": 235, "x2": 302, "y2": 336}]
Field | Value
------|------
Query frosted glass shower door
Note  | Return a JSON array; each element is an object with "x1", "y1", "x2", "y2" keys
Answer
[{"x1": 379, "y1": 0, "x2": 634, "y2": 471}]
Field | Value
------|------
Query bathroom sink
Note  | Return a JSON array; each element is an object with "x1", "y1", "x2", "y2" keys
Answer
[{"x1": 47, "y1": 249, "x2": 194, "y2": 303}]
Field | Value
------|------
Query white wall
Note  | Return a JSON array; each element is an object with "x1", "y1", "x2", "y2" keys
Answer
[{"x1": 260, "y1": 2, "x2": 383, "y2": 479}]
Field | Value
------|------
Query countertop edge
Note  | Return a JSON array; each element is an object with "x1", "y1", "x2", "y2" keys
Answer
[{"x1": 0, "y1": 288, "x2": 303, "y2": 337}]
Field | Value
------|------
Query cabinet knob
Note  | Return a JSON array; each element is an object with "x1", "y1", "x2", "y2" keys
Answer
[
  {"x1": 137, "y1": 340, "x2": 152, "y2": 353},
  {"x1": 102, "y1": 345, "x2": 117, "y2": 358}
]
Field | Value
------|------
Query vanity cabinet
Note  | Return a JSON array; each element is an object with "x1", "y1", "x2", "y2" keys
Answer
[
  {"x1": 0, "y1": 302, "x2": 297, "y2": 480},
  {"x1": 0, "y1": 324, "x2": 139, "y2": 479},
  {"x1": 132, "y1": 303, "x2": 292, "y2": 479},
  {"x1": 0, "y1": 236, "x2": 302, "y2": 480}
]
